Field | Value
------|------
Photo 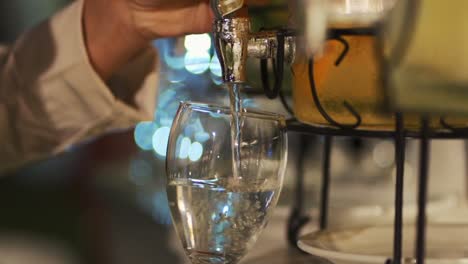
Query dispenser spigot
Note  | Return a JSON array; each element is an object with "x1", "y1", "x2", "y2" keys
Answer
[
  {"x1": 211, "y1": 1, "x2": 296, "y2": 84},
  {"x1": 214, "y1": 17, "x2": 251, "y2": 83}
]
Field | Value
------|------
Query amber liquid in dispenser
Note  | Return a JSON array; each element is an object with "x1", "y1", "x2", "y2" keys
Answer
[
  {"x1": 292, "y1": 21, "x2": 468, "y2": 131},
  {"x1": 293, "y1": 34, "x2": 389, "y2": 129}
]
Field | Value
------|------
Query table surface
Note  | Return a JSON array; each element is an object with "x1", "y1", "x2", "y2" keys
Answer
[{"x1": 241, "y1": 207, "x2": 325, "y2": 264}]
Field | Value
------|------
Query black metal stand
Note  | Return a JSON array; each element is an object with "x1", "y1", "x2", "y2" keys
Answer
[
  {"x1": 287, "y1": 135, "x2": 310, "y2": 246},
  {"x1": 319, "y1": 136, "x2": 332, "y2": 230},
  {"x1": 391, "y1": 113, "x2": 406, "y2": 264},
  {"x1": 416, "y1": 118, "x2": 430, "y2": 264},
  {"x1": 285, "y1": 115, "x2": 451, "y2": 264}
]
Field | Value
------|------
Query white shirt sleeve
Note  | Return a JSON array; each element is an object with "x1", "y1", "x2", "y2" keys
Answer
[{"x1": 0, "y1": 0, "x2": 159, "y2": 172}]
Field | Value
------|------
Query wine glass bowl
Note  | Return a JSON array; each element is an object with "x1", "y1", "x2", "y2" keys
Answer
[{"x1": 166, "y1": 102, "x2": 288, "y2": 264}]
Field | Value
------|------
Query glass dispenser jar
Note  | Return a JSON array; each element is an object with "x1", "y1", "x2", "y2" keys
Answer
[{"x1": 292, "y1": 0, "x2": 468, "y2": 131}]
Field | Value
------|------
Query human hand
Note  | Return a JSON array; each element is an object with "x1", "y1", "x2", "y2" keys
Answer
[
  {"x1": 125, "y1": 0, "x2": 214, "y2": 40},
  {"x1": 125, "y1": 0, "x2": 271, "y2": 40},
  {"x1": 83, "y1": 0, "x2": 269, "y2": 80}
]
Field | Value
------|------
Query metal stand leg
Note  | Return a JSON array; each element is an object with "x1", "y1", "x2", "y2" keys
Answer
[
  {"x1": 416, "y1": 118, "x2": 430, "y2": 264},
  {"x1": 391, "y1": 113, "x2": 406, "y2": 264},
  {"x1": 320, "y1": 135, "x2": 333, "y2": 230},
  {"x1": 287, "y1": 135, "x2": 310, "y2": 247}
]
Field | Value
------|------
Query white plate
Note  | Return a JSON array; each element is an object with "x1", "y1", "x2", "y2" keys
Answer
[{"x1": 298, "y1": 224, "x2": 468, "y2": 264}]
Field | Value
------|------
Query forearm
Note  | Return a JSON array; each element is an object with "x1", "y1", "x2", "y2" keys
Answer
[{"x1": 0, "y1": 1, "x2": 158, "y2": 173}]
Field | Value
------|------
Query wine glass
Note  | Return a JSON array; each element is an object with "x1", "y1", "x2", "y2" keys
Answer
[{"x1": 166, "y1": 102, "x2": 288, "y2": 264}]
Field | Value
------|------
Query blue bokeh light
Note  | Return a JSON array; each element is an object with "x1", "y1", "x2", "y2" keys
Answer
[
  {"x1": 134, "y1": 121, "x2": 158, "y2": 151},
  {"x1": 184, "y1": 51, "x2": 211, "y2": 74},
  {"x1": 209, "y1": 54, "x2": 222, "y2": 77},
  {"x1": 164, "y1": 54, "x2": 185, "y2": 70},
  {"x1": 152, "y1": 126, "x2": 171, "y2": 156},
  {"x1": 179, "y1": 137, "x2": 192, "y2": 159},
  {"x1": 189, "y1": 142, "x2": 204, "y2": 162},
  {"x1": 155, "y1": 39, "x2": 186, "y2": 70},
  {"x1": 211, "y1": 76, "x2": 223, "y2": 85},
  {"x1": 195, "y1": 131, "x2": 210, "y2": 143}
]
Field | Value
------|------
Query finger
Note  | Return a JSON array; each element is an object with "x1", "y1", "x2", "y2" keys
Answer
[
  {"x1": 190, "y1": 1, "x2": 215, "y2": 34},
  {"x1": 131, "y1": 0, "x2": 206, "y2": 10}
]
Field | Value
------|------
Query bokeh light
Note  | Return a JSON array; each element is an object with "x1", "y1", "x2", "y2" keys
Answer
[
  {"x1": 209, "y1": 54, "x2": 222, "y2": 77},
  {"x1": 164, "y1": 53, "x2": 185, "y2": 70},
  {"x1": 152, "y1": 126, "x2": 171, "y2": 156},
  {"x1": 195, "y1": 131, "x2": 210, "y2": 143},
  {"x1": 179, "y1": 137, "x2": 192, "y2": 159},
  {"x1": 189, "y1": 142, "x2": 204, "y2": 162},
  {"x1": 134, "y1": 121, "x2": 158, "y2": 151},
  {"x1": 155, "y1": 39, "x2": 185, "y2": 70},
  {"x1": 223, "y1": 205, "x2": 229, "y2": 214},
  {"x1": 184, "y1": 34, "x2": 212, "y2": 52},
  {"x1": 184, "y1": 51, "x2": 211, "y2": 74}
]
